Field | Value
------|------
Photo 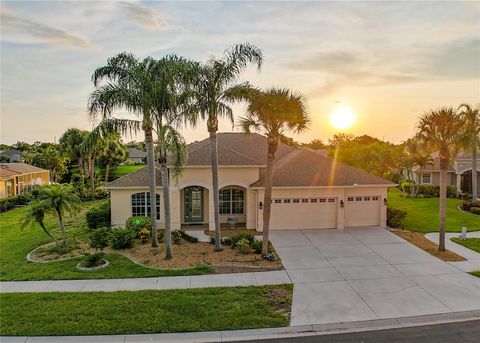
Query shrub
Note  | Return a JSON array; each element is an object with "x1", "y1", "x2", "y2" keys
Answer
[
  {"x1": 222, "y1": 237, "x2": 232, "y2": 246},
  {"x1": 85, "y1": 202, "x2": 111, "y2": 230},
  {"x1": 0, "y1": 192, "x2": 33, "y2": 213},
  {"x1": 111, "y1": 228, "x2": 135, "y2": 249},
  {"x1": 252, "y1": 239, "x2": 263, "y2": 254},
  {"x1": 231, "y1": 232, "x2": 255, "y2": 248},
  {"x1": 171, "y1": 231, "x2": 182, "y2": 245},
  {"x1": 470, "y1": 207, "x2": 480, "y2": 215},
  {"x1": 401, "y1": 184, "x2": 457, "y2": 198},
  {"x1": 138, "y1": 228, "x2": 150, "y2": 243},
  {"x1": 387, "y1": 207, "x2": 407, "y2": 228},
  {"x1": 126, "y1": 216, "x2": 152, "y2": 237},
  {"x1": 83, "y1": 252, "x2": 105, "y2": 267},
  {"x1": 89, "y1": 227, "x2": 110, "y2": 251},
  {"x1": 235, "y1": 239, "x2": 251, "y2": 254},
  {"x1": 179, "y1": 231, "x2": 198, "y2": 243},
  {"x1": 461, "y1": 200, "x2": 480, "y2": 211}
]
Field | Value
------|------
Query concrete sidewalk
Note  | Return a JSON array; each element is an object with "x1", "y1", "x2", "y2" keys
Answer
[
  {"x1": 425, "y1": 231, "x2": 480, "y2": 272},
  {"x1": 0, "y1": 270, "x2": 291, "y2": 293},
  {"x1": 2, "y1": 310, "x2": 479, "y2": 343}
]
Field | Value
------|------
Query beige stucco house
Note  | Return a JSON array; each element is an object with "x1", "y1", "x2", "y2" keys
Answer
[
  {"x1": 0, "y1": 163, "x2": 50, "y2": 198},
  {"x1": 103, "y1": 133, "x2": 395, "y2": 231}
]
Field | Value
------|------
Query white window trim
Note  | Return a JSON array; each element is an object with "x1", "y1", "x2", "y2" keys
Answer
[{"x1": 421, "y1": 172, "x2": 432, "y2": 184}]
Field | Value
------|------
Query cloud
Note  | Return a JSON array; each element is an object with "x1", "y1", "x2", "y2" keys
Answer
[
  {"x1": 119, "y1": 1, "x2": 168, "y2": 30},
  {"x1": 0, "y1": 6, "x2": 94, "y2": 48}
]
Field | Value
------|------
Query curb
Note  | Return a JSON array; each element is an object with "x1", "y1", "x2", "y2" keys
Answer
[{"x1": 2, "y1": 310, "x2": 479, "y2": 343}]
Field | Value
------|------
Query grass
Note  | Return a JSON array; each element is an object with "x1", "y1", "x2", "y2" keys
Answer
[
  {"x1": 450, "y1": 238, "x2": 480, "y2": 253},
  {"x1": 388, "y1": 188, "x2": 480, "y2": 233},
  {"x1": 470, "y1": 271, "x2": 480, "y2": 278},
  {"x1": 0, "y1": 285, "x2": 292, "y2": 336},
  {"x1": 0, "y1": 202, "x2": 213, "y2": 281},
  {"x1": 111, "y1": 165, "x2": 144, "y2": 179}
]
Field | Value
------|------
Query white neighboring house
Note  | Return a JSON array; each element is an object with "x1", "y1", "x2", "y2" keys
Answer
[
  {"x1": 413, "y1": 151, "x2": 480, "y2": 195},
  {"x1": 125, "y1": 148, "x2": 146, "y2": 165},
  {"x1": 103, "y1": 133, "x2": 395, "y2": 231}
]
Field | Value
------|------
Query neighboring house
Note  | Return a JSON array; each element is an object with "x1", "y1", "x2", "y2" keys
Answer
[
  {"x1": 413, "y1": 151, "x2": 480, "y2": 195},
  {"x1": 0, "y1": 150, "x2": 23, "y2": 163},
  {"x1": 125, "y1": 148, "x2": 146, "y2": 164},
  {"x1": 0, "y1": 163, "x2": 50, "y2": 198},
  {"x1": 103, "y1": 133, "x2": 395, "y2": 231}
]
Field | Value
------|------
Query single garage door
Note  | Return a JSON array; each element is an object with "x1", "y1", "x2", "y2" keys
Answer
[
  {"x1": 269, "y1": 197, "x2": 337, "y2": 230},
  {"x1": 345, "y1": 195, "x2": 381, "y2": 227}
]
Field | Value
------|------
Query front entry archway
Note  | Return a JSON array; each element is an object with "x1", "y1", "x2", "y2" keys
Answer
[{"x1": 184, "y1": 186, "x2": 204, "y2": 223}]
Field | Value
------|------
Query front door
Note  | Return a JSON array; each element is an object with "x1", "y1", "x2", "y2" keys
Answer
[{"x1": 184, "y1": 186, "x2": 204, "y2": 222}]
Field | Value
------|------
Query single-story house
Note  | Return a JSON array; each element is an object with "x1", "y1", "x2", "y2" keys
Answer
[
  {"x1": 0, "y1": 150, "x2": 23, "y2": 163},
  {"x1": 126, "y1": 148, "x2": 146, "y2": 164},
  {"x1": 0, "y1": 163, "x2": 50, "y2": 198},
  {"x1": 103, "y1": 133, "x2": 395, "y2": 231},
  {"x1": 413, "y1": 151, "x2": 480, "y2": 195}
]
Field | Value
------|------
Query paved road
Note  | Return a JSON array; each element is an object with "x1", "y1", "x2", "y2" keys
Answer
[{"x1": 226, "y1": 319, "x2": 480, "y2": 343}]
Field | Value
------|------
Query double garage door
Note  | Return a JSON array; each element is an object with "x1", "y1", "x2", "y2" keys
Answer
[{"x1": 269, "y1": 195, "x2": 381, "y2": 230}]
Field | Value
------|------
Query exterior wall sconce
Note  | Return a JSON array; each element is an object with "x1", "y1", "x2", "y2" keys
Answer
[
  {"x1": 384, "y1": 198, "x2": 388, "y2": 206},
  {"x1": 259, "y1": 201, "x2": 263, "y2": 210},
  {"x1": 340, "y1": 200, "x2": 344, "y2": 208}
]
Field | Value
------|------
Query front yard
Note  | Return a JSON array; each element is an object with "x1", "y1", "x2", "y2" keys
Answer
[
  {"x1": 0, "y1": 285, "x2": 292, "y2": 336},
  {"x1": 450, "y1": 238, "x2": 480, "y2": 253},
  {"x1": 388, "y1": 188, "x2": 480, "y2": 233}
]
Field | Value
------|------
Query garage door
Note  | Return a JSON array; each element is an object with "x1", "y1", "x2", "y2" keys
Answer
[
  {"x1": 269, "y1": 197, "x2": 337, "y2": 230},
  {"x1": 345, "y1": 195, "x2": 381, "y2": 227}
]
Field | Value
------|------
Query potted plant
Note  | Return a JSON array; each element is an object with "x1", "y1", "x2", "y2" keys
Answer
[{"x1": 227, "y1": 217, "x2": 236, "y2": 229}]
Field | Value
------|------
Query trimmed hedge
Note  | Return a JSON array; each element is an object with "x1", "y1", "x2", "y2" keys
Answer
[
  {"x1": 387, "y1": 207, "x2": 407, "y2": 228},
  {"x1": 111, "y1": 228, "x2": 135, "y2": 249},
  {"x1": 0, "y1": 193, "x2": 33, "y2": 213},
  {"x1": 401, "y1": 184, "x2": 457, "y2": 198},
  {"x1": 85, "y1": 202, "x2": 111, "y2": 230},
  {"x1": 126, "y1": 216, "x2": 152, "y2": 237}
]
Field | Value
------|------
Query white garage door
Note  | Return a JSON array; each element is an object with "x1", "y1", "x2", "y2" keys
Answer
[
  {"x1": 269, "y1": 197, "x2": 337, "y2": 230},
  {"x1": 345, "y1": 195, "x2": 381, "y2": 227}
]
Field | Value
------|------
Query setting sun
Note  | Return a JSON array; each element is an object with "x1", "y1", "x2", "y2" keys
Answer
[{"x1": 330, "y1": 106, "x2": 356, "y2": 130}]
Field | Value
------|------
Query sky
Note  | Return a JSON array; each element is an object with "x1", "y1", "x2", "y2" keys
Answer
[{"x1": 1, "y1": 0, "x2": 479, "y2": 146}]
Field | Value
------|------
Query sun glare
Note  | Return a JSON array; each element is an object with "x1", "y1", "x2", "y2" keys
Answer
[{"x1": 330, "y1": 106, "x2": 356, "y2": 130}]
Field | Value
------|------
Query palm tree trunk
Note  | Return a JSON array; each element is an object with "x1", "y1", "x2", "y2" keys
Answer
[
  {"x1": 105, "y1": 162, "x2": 110, "y2": 182},
  {"x1": 262, "y1": 143, "x2": 276, "y2": 256},
  {"x1": 89, "y1": 158, "x2": 95, "y2": 200},
  {"x1": 160, "y1": 160, "x2": 172, "y2": 259},
  {"x1": 56, "y1": 208, "x2": 66, "y2": 245},
  {"x1": 209, "y1": 130, "x2": 223, "y2": 252},
  {"x1": 40, "y1": 222, "x2": 58, "y2": 243},
  {"x1": 472, "y1": 145, "x2": 478, "y2": 201},
  {"x1": 78, "y1": 157, "x2": 85, "y2": 186},
  {"x1": 439, "y1": 166, "x2": 447, "y2": 251},
  {"x1": 144, "y1": 126, "x2": 159, "y2": 248}
]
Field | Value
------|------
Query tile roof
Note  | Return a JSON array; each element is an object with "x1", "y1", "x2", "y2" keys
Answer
[
  {"x1": 251, "y1": 149, "x2": 396, "y2": 187},
  {"x1": 103, "y1": 165, "x2": 162, "y2": 188},
  {"x1": 0, "y1": 163, "x2": 48, "y2": 175}
]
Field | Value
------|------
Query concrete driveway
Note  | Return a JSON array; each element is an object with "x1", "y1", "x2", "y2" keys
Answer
[{"x1": 269, "y1": 227, "x2": 480, "y2": 326}]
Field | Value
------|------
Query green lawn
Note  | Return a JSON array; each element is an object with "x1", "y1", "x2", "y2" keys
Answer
[
  {"x1": 470, "y1": 271, "x2": 480, "y2": 278},
  {"x1": 450, "y1": 238, "x2": 480, "y2": 253},
  {"x1": 388, "y1": 188, "x2": 480, "y2": 233},
  {"x1": 111, "y1": 165, "x2": 144, "y2": 179},
  {"x1": 0, "y1": 203, "x2": 212, "y2": 281},
  {"x1": 0, "y1": 285, "x2": 292, "y2": 336}
]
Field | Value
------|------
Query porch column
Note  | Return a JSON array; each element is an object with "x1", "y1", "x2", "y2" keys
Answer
[
  {"x1": 337, "y1": 189, "x2": 345, "y2": 229},
  {"x1": 456, "y1": 173, "x2": 462, "y2": 194},
  {"x1": 170, "y1": 187, "x2": 181, "y2": 231},
  {"x1": 208, "y1": 189, "x2": 215, "y2": 231}
]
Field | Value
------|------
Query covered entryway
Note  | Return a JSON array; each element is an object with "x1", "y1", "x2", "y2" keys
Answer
[
  {"x1": 269, "y1": 197, "x2": 338, "y2": 230},
  {"x1": 345, "y1": 195, "x2": 381, "y2": 227}
]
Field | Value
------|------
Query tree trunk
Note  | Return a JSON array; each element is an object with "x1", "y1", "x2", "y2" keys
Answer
[
  {"x1": 160, "y1": 160, "x2": 172, "y2": 259},
  {"x1": 40, "y1": 222, "x2": 58, "y2": 243},
  {"x1": 78, "y1": 157, "x2": 85, "y2": 186},
  {"x1": 89, "y1": 158, "x2": 95, "y2": 200},
  {"x1": 438, "y1": 164, "x2": 447, "y2": 251},
  {"x1": 209, "y1": 130, "x2": 223, "y2": 252},
  {"x1": 262, "y1": 141, "x2": 277, "y2": 256},
  {"x1": 105, "y1": 162, "x2": 110, "y2": 182},
  {"x1": 56, "y1": 208, "x2": 66, "y2": 245},
  {"x1": 472, "y1": 144, "x2": 478, "y2": 201},
  {"x1": 144, "y1": 126, "x2": 159, "y2": 247}
]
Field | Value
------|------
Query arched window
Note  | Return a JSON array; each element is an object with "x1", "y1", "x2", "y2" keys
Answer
[
  {"x1": 131, "y1": 192, "x2": 160, "y2": 220},
  {"x1": 219, "y1": 187, "x2": 245, "y2": 215}
]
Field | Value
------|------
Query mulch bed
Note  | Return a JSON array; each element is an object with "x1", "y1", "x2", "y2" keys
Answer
[{"x1": 392, "y1": 229, "x2": 466, "y2": 262}]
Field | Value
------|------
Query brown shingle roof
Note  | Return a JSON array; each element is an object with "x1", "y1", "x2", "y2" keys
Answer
[
  {"x1": 0, "y1": 163, "x2": 48, "y2": 174},
  {"x1": 251, "y1": 149, "x2": 395, "y2": 187},
  {"x1": 103, "y1": 165, "x2": 162, "y2": 188},
  {"x1": 0, "y1": 168, "x2": 20, "y2": 179}
]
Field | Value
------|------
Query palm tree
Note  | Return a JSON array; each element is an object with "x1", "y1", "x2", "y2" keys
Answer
[
  {"x1": 458, "y1": 104, "x2": 480, "y2": 200},
  {"x1": 59, "y1": 128, "x2": 89, "y2": 185},
  {"x1": 239, "y1": 88, "x2": 309, "y2": 255},
  {"x1": 416, "y1": 107, "x2": 462, "y2": 251},
  {"x1": 88, "y1": 52, "x2": 162, "y2": 247},
  {"x1": 402, "y1": 139, "x2": 434, "y2": 197},
  {"x1": 189, "y1": 43, "x2": 263, "y2": 251},
  {"x1": 22, "y1": 200, "x2": 58, "y2": 243},
  {"x1": 100, "y1": 134, "x2": 127, "y2": 182},
  {"x1": 37, "y1": 184, "x2": 81, "y2": 244}
]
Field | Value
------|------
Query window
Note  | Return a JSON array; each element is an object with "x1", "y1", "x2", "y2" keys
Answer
[
  {"x1": 293, "y1": 199, "x2": 300, "y2": 203},
  {"x1": 275, "y1": 199, "x2": 282, "y2": 204},
  {"x1": 421, "y1": 173, "x2": 431, "y2": 184},
  {"x1": 131, "y1": 192, "x2": 160, "y2": 220},
  {"x1": 364, "y1": 196, "x2": 371, "y2": 201},
  {"x1": 372, "y1": 196, "x2": 379, "y2": 201},
  {"x1": 302, "y1": 199, "x2": 309, "y2": 203},
  {"x1": 283, "y1": 199, "x2": 291, "y2": 204},
  {"x1": 356, "y1": 197, "x2": 362, "y2": 201},
  {"x1": 219, "y1": 188, "x2": 245, "y2": 215},
  {"x1": 311, "y1": 198, "x2": 318, "y2": 203},
  {"x1": 347, "y1": 197, "x2": 354, "y2": 201},
  {"x1": 319, "y1": 198, "x2": 326, "y2": 203},
  {"x1": 328, "y1": 198, "x2": 335, "y2": 203}
]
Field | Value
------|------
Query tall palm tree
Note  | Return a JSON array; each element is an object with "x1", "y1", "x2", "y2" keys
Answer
[
  {"x1": 22, "y1": 200, "x2": 58, "y2": 243},
  {"x1": 88, "y1": 52, "x2": 162, "y2": 247},
  {"x1": 58, "y1": 128, "x2": 89, "y2": 185},
  {"x1": 37, "y1": 184, "x2": 81, "y2": 245},
  {"x1": 101, "y1": 134, "x2": 127, "y2": 182},
  {"x1": 189, "y1": 43, "x2": 263, "y2": 251},
  {"x1": 402, "y1": 139, "x2": 434, "y2": 197},
  {"x1": 239, "y1": 88, "x2": 309, "y2": 255},
  {"x1": 458, "y1": 103, "x2": 480, "y2": 200},
  {"x1": 417, "y1": 107, "x2": 462, "y2": 251}
]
